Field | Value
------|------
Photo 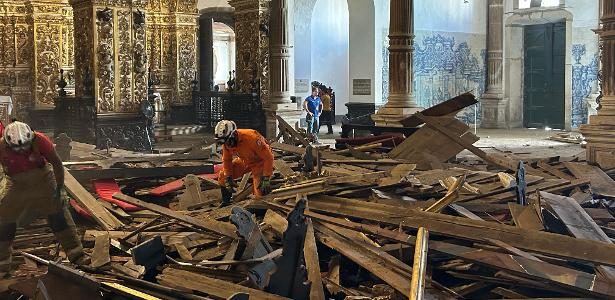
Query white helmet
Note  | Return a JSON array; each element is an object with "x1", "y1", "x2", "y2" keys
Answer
[
  {"x1": 4, "y1": 121, "x2": 34, "y2": 149},
  {"x1": 214, "y1": 120, "x2": 237, "y2": 142}
]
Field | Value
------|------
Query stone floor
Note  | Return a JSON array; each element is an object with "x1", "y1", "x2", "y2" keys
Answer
[{"x1": 154, "y1": 124, "x2": 585, "y2": 161}]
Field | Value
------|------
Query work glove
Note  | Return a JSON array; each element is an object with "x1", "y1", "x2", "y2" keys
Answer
[
  {"x1": 259, "y1": 176, "x2": 271, "y2": 195},
  {"x1": 53, "y1": 184, "x2": 64, "y2": 201},
  {"x1": 224, "y1": 176, "x2": 236, "y2": 193}
]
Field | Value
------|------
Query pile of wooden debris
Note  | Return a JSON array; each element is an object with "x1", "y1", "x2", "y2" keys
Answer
[{"x1": 2, "y1": 93, "x2": 615, "y2": 300}]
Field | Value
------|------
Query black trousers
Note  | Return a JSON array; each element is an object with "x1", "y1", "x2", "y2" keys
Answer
[{"x1": 319, "y1": 111, "x2": 334, "y2": 134}]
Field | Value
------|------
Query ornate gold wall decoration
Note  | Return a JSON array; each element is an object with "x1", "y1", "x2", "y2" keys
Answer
[
  {"x1": 117, "y1": 9, "x2": 133, "y2": 112},
  {"x1": 230, "y1": 0, "x2": 270, "y2": 102},
  {"x1": 96, "y1": 7, "x2": 115, "y2": 112},
  {"x1": 146, "y1": 0, "x2": 197, "y2": 107},
  {"x1": 0, "y1": 0, "x2": 75, "y2": 117},
  {"x1": 133, "y1": 9, "x2": 148, "y2": 111},
  {"x1": 72, "y1": 6, "x2": 92, "y2": 98},
  {"x1": 34, "y1": 24, "x2": 61, "y2": 106}
]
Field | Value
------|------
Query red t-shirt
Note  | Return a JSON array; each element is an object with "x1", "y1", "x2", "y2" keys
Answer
[{"x1": 0, "y1": 132, "x2": 55, "y2": 175}]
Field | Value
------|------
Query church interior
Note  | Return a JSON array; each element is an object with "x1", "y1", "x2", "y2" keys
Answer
[{"x1": 2, "y1": 0, "x2": 615, "y2": 299}]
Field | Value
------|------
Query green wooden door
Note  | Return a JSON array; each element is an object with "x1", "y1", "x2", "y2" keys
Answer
[{"x1": 523, "y1": 22, "x2": 566, "y2": 128}]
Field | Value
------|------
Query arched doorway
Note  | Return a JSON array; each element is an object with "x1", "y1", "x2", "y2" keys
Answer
[
  {"x1": 198, "y1": 6, "x2": 234, "y2": 91},
  {"x1": 212, "y1": 22, "x2": 236, "y2": 91}
]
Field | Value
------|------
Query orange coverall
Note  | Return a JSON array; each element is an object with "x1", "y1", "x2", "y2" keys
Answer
[{"x1": 217, "y1": 129, "x2": 274, "y2": 196}]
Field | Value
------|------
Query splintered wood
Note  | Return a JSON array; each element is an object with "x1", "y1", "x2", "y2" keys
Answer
[{"x1": 4, "y1": 92, "x2": 615, "y2": 300}]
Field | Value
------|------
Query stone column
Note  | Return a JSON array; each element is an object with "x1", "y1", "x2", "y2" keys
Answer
[
  {"x1": 581, "y1": 0, "x2": 615, "y2": 167},
  {"x1": 269, "y1": 0, "x2": 291, "y2": 105},
  {"x1": 481, "y1": 0, "x2": 508, "y2": 128},
  {"x1": 372, "y1": 0, "x2": 421, "y2": 127},
  {"x1": 267, "y1": 0, "x2": 301, "y2": 138}
]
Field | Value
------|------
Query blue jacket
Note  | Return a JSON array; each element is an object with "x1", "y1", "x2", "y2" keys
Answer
[{"x1": 305, "y1": 96, "x2": 321, "y2": 117}]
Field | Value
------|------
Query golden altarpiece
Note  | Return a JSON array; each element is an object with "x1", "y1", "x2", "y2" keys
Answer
[{"x1": 0, "y1": 0, "x2": 198, "y2": 150}]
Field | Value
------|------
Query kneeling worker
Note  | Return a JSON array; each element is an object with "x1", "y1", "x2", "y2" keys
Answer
[
  {"x1": 215, "y1": 120, "x2": 274, "y2": 207},
  {"x1": 0, "y1": 121, "x2": 89, "y2": 273}
]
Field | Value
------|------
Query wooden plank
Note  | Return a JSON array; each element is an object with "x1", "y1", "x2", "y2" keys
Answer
[
  {"x1": 540, "y1": 191, "x2": 612, "y2": 242},
  {"x1": 508, "y1": 203, "x2": 544, "y2": 231},
  {"x1": 64, "y1": 168, "x2": 124, "y2": 230},
  {"x1": 483, "y1": 238, "x2": 542, "y2": 261},
  {"x1": 315, "y1": 228, "x2": 412, "y2": 296},
  {"x1": 157, "y1": 268, "x2": 290, "y2": 300},
  {"x1": 304, "y1": 219, "x2": 325, "y2": 300},
  {"x1": 400, "y1": 92, "x2": 478, "y2": 127},
  {"x1": 390, "y1": 117, "x2": 479, "y2": 167},
  {"x1": 300, "y1": 196, "x2": 615, "y2": 267},
  {"x1": 113, "y1": 193, "x2": 236, "y2": 238},
  {"x1": 273, "y1": 160, "x2": 296, "y2": 178},
  {"x1": 564, "y1": 162, "x2": 615, "y2": 198},
  {"x1": 540, "y1": 191, "x2": 615, "y2": 281},
  {"x1": 423, "y1": 174, "x2": 465, "y2": 213},
  {"x1": 409, "y1": 227, "x2": 428, "y2": 300},
  {"x1": 537, "y1": 161, "x2": 575, "y2": 180},
  {"x1": 91, "y1": 233, "x2": 111, "y2": 268},
  {"x1": 69, "y1": 165, "x2": 215, "y2": 181},
  {"x1": 263, "y1": 210, "x2": 288, "y2": 238},
  {"x1": 414, "y1": 113, "x2": 547, "y2": 177},
  {"x1": 448, "y1": 204, "x2": 483, "y2": 220},
  {"x1": 286, "y1": 204, "x2": 615, "y2": 298}
]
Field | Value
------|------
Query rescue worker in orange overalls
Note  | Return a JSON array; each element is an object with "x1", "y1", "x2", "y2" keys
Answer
[
  {"x1": 214, "y1": 120, "x2": 274, "y2": 207},
  {"x1": 0, "y1": 121, "x2": 90, "y2": 274}
]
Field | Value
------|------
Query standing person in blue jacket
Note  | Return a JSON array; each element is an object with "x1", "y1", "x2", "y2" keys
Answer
[{"x1": 303, "y1": 87, "x2": 323, "y2": 143}]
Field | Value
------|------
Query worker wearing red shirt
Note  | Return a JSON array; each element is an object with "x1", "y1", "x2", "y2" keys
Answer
[
  {"x1": 0, "y1": 121, "x2": 89, "y2": 274},
  {"x1": 215, "y1": 120, "x2": 274, "y2": 207}
]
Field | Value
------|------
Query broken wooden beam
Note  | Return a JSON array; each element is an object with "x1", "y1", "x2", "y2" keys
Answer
[
  {"x1": 300, "y1": 196, "x2": 615, "y2": 267},
  {"x1": 112, "y1": 193, "x2": 236, "y2": 238},
  {"x1": 69, "y1": 165, "x2": 215, "y2": 181},
  {"x1": 64, "y1": 168, "x2": 124, "y2": 230},
  {"x1": 409, "y1": 227, "x2": 428, "y2": 300}
]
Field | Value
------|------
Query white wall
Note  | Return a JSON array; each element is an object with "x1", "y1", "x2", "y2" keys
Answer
[
  {"x1": 310, "y1": 0, "x2": 349, "y2": 114},
  {"x1": 293, "y1": 0, "x2": 317, "y2": 98},
  {"x1": 348, "y1": 0, "x2": 375, "y2": 104},
  {"x1": 415, "y1": 0, "x2": 486, "y2": 34},
  {"x1": 198, "y1": 0, "x2": 230, "y2": 10}
]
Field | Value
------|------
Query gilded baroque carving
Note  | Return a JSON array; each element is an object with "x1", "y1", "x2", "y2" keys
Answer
[
  {"x1": 117, "y1": 9, "x2": 133, "y2": 112},
  {"x1": 35, "y1": 24, "x2": 61, "y2": 105},
  {"x1": 73, "y1": 8, "x2": 92, "y2": 97},
  {"x1": 133, "y1": 9, "x2": 148, "y2": 110},
  {"x1": 96, "y1": 7, "x2": 115, "y2": 112},
  {"x1": 231, "y1": 0, "x2": 270, "y2": 99},
  {"x1": 177, "y1": 29, "x2": 196, "y2": 103}
]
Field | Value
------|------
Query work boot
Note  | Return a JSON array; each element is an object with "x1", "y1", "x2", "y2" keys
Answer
[
  {"x1": 48, "y1": 209, "x2": 87, "y2": 264},
  {"x1": 219, "y1": 187, "x2": 233, "y2": 207},
  {"x1": 0, "y1": 241, "x2": 13, "y2": 275},
  {"x1": 0, "y1": 223, "x2": 16, "y2": 276},
  {"x1": 54, "y1": 227, "x2": 88, "y2": 264}
]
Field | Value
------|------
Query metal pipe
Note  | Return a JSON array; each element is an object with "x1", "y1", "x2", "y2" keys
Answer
[{"x1": 409, "y1": 227, "x2": 429, "y2": 300}]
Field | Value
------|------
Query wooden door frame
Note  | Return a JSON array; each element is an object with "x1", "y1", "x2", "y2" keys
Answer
[{"x1": 504, "y1": 8, "x2": 573, "y2": 130}]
